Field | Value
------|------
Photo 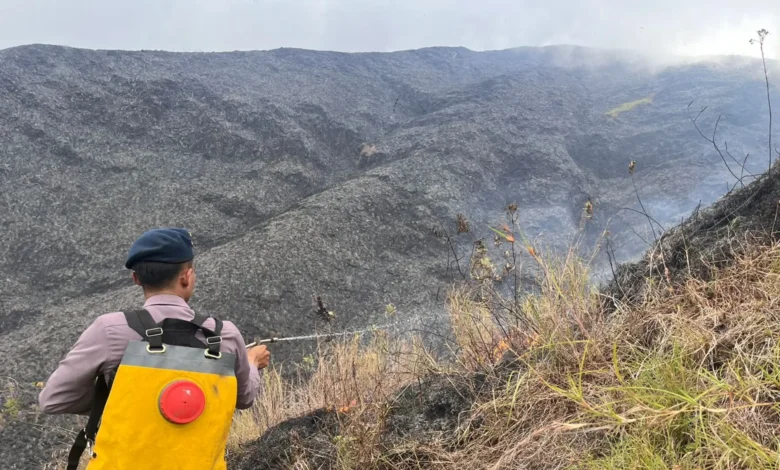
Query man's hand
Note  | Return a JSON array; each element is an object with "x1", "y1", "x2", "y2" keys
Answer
[{"x1": 247, "y1": 345, "x2": 270, "y2": 369}]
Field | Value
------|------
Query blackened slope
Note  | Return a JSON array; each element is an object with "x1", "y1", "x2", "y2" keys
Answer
[
  {"x1": 0, "y1": 46, "x2": 774, "y2": 321},
  {"x1": 606, "y1": 159, "x2": 780, "y2": 310}
]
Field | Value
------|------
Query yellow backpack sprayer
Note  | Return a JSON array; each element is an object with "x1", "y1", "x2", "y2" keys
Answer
[{"x1": 68, "y1": 309, "x2": 236, "y2": 470}]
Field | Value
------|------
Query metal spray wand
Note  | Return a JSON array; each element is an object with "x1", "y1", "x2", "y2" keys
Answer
[{"x1": 245, "y1": 324, "x2": 392, "y2": 349}]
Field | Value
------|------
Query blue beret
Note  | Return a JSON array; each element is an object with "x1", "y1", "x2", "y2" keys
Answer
[{"x1": 125, "y1": 228, "x2": 194, "y2": 269}]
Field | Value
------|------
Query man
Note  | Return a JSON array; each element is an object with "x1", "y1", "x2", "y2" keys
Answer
[{"x1": 39, "y1": 227, "x2": 270, "y2": 415}]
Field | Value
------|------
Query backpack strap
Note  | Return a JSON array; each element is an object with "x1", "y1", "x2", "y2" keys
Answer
[
  {"x1": 191, "y1": 311, "x2": 223, "y2": 357},
  {"x1": 205, "y1": 317, "x2": 223, "y2": 359},
  {"x1": 124, "y1": 309, "x2": 164, "y2": 351},
  {"x1": 67, "y1": 375, "x2": 110, "y2": 470},
  {"x1": 123, "y1": 309, "x2": 223, "y2": 358},
  {"x1": 191, "y1": 310, "x2": 210, "y2": 327}
]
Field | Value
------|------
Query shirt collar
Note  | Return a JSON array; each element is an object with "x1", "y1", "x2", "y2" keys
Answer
[{"x1": 143, "y1": 294, "x2": 190, "y2": 308}]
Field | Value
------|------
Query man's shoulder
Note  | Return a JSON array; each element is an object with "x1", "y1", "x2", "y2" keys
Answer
[
  {"x1": 219, "y1": 318, "x2": 239, "y2": 332},
  {"x1": 93, "y1": 311, "x2": 132, "y2": 328},
  {"x1": 211, "y1": 318, "x2": 243, "y2": 339}
]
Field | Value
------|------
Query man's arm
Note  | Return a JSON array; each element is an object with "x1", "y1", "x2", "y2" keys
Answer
[
  {"x1": 38, "y1": 317, "x2": 109, "y2": 415},
  {"x1": 223, "y1": 321, "x2": 262, "y2": 409}
]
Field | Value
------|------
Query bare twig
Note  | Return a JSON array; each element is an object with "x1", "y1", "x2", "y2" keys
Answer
[
  {"x1": 445, "y1": 235, "x2": 467, "y2": 281},
  {"x1": 680, "y1": 217, "x2": 692, "y2": 276},
  {"x1": 628, "y1": 225, "x2": 651, "y2": 246},
  {"x1": 618, "y1": 207, "x2": 666, "y2": 235},
  {"x1": 724, "y1": 141, "x2": 756, "y2": 181},
  {"x1": 630, "y1": 174, "x2": 658, "y2": 241},
  {"x1": 506, "y1": 203, "x2": 520, "y2": 309},
  {"x1": 750, "y1": 29, "x2": 773, "y2": 174},
  {"x1": 722, "y1": 141, "x2": 756, "y2": 177},
  {"x1": 604, "y1": 236, "x2": 623, "y2": 297},
  {"x1": 687, "y1": 102, "x2": 746, "y2": 186}
]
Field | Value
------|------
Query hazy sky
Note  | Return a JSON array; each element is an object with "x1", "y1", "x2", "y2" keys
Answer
[{"x1": 0, "y1": 0, "x2": 778, "y2": 59}]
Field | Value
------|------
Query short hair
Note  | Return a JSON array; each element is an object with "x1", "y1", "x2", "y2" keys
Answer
[{"x1": 131, "y1": 261, "x2": 191, "y2": 289}]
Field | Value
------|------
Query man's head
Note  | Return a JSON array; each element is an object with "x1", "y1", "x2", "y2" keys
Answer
[{"x1": 125, "y1": 228, "x2": 196, "y2": 301}]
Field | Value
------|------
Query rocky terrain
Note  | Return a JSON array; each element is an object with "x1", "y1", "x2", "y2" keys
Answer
[{"x1": 0, "y1": 43, "x2": 777, "y2": 467}]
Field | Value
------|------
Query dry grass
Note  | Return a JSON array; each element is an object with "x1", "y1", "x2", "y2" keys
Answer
[
  {"x1": 228, "y1": 235, "x2": 780, "y2": 469},
  {"x1": 227, "y1": 328, "x2": 438, "y2": 458},
  {"x1": 430, "y1": 238, "x2": 780, "y2": 469}
]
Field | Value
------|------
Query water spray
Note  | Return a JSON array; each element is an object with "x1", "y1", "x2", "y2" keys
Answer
[{"x1": 245, "y1": 323, "x2": 394, "y2": 349}]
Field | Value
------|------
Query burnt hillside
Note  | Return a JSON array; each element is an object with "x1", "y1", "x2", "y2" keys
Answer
[{"x1": 0, "y1": 44, "x2": 777, "y2": 468}]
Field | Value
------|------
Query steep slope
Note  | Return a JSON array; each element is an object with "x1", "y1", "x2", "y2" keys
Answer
[{"x1": 0, "y1": 44, "x2": 778, "y2": 468}]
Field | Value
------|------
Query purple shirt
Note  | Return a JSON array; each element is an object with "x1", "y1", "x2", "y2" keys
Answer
[{"x1": 38, "y1": 294, "x2": 262, "y2": 414}]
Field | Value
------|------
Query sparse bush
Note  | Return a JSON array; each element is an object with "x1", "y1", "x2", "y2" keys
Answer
[{"x1": 0, "y1": 378, "x2": 22, "y2": 426}]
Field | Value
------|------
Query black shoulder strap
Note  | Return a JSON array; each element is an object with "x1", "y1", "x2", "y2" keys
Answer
[
  {"x1": 67, "y1": 375, "x2": 110, "y2": 470},
  {"x1": 124, "y1": 309, "x2": 163, "y2": 350},
  {"x1": 206, "y1": 317, "x2": 223, "y2": 358},
  {"x1": 191, "y1": 310, "x2": 209, "y2": 326},
  {"x1": 124, "y1": 309, "x2": 223, "y2": 357}
]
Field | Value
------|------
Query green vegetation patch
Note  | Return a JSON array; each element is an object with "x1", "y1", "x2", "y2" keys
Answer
[{"x1": 606, "y1": 96, "x2": 653, "y2": 118}]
